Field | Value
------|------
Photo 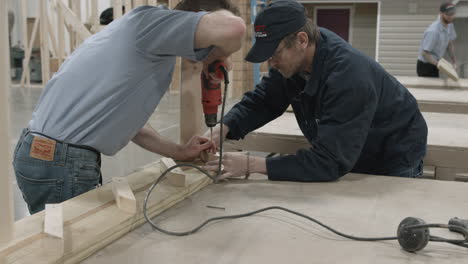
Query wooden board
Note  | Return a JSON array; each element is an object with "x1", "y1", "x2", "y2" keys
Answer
[
  {"x1": 160, "y1": 157, "x2": 186, "y2": 187},
  {"x1": 397, "y1": 76, "x2": 468, "y2": 90},
  {"x1": 0, "y1": 161, "x2": 212, "y2": 263},
  {"x1": 112, "y1": 177, "x2": 137, "y2": 214},
  {"x1": 179, "y1": 59, "x2": 204, "y2": 144},
  {"x1": 225, "y1": 112, "x2": 468, "y2": 181},
  {"x1": 0, "y1": 0, "x2": 14, "y2": 246},
  {"x1": 438, "y1": 58, "x2": 459, "y2": 81},
  {"x1": 409, "y1": 88, "x2": 468, "y2": 114},
  {"x1": 82, "y1": 174, "x2": 468, "y2": 264}
]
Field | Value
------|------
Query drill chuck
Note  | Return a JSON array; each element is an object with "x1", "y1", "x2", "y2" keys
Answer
[{"x1": 204, "y1": 113, "x2": 217, "y2": 128}]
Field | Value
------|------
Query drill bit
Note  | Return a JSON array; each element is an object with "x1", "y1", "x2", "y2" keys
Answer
[{"x1": 210, "y1": 127, "x2": 213, "y2": 142}]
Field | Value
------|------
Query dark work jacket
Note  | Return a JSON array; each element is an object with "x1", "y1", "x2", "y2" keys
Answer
[{"x1": 223, "y1": 28, "x2": 428, "y2": 182}]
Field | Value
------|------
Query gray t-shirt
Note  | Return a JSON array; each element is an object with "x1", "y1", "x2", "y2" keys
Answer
[
  {"x1": 29, "y1": 6, "x2": 212, "y2": 155},
  {"x1": 418, "y1": 19, "x2": 457, "y2": 63}
]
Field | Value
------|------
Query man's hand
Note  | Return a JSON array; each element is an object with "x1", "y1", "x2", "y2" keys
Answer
[
  {"x1": 203, "y1": 123, "x2": 230, "y2": 153},
  {"x1": 176, "y1": 136, "x2": 214, "y2": 161},
  {"x1": 202, "y1": 152, "x2": 267, "y2": 180},
  {"x1": 203, "y1": 152, "x2": 247, "y2": 180},
  {"x1": 202, "y1": 56, "x2": 232, "y2": 85}
]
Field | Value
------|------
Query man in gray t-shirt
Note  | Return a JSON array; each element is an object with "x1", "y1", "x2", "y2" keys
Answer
[
  {"x1": 13, "y1": 5, "x2": 246, "y2": 214},
  {"x1": 417, "y1": 1, "x2": 457, "y2": 78}
]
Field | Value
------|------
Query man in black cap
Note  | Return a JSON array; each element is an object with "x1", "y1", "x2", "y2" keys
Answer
[
  {"x1": 417, "y1": 1, "x2": 457, "y2": 77},
  {"x1": 203, "y1": 0, "x2": 428, "y2": 182}
]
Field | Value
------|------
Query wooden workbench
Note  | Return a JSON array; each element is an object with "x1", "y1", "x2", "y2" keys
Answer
[
  {"x1": 409, "y1": 88, "x2": 468, "y2": 114},
  {"x1": 397, "y1": 76, "x2": 468, "y2": 90},
  {"x1": 225, "y1": 112, "x2": 468, "y2": 181},
  {"x1": 82, "y1": 174, "x2": 468, "y2": 264}
]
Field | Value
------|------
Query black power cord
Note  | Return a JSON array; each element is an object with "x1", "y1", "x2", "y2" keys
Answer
[{"x1": 143, "y1": 68, "x2": 468, "y2": 252}]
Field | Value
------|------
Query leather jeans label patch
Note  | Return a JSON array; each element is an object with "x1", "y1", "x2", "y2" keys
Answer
[{"x1": 30, "y1": 136, "x2": 56, "y2": 161}]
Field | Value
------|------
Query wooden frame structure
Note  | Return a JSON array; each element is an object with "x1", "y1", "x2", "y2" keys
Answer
[
  {"x1": 15, "y1": 0, "x2": 167, "y2": 89},
  {"x1": 0, "y1": 161, "x2": 212, "y2": 263}
]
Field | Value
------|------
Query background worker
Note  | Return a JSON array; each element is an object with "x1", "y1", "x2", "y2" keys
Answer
[
  {"x1": 204, "y1": 0, "x2": 428, "y2": 182},
  {"x1": 417, "y1": 1, "x2": 457, "y2": 77},
  {"x1": 13, "y1": 5, "x2": 246, "y2": 214}
]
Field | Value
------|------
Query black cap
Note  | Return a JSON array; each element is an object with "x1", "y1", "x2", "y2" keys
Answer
[
  {"x1": 245, "y1": 0, "x2": 307, "y2": 63},
  {"x1": 440, "y1": 1, "x2": 456, "y2": 15}
]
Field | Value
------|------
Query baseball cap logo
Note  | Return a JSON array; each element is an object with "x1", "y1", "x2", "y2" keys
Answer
[{"x1": 255, "y1": 25, "x2": 267, "y2": 38}]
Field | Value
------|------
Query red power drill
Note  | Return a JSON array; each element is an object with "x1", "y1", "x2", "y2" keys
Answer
[{"x1": 201, "y1": 61, "x2": 228, "y2": 139}]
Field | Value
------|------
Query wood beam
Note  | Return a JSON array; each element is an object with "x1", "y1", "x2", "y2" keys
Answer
[
  {"x1": 160, "y1": 158, "x2": 187, "y2": 187},
  {"x1": 20, "y1": 17, "x2": 39, "y2": 87},
  {"x1": 113, "y1": 0, "x2": 123, "y2": 19},
  {"x1": 180, "y1": 60, "x2": 204, "y2": 145},
  {"x1": 40, "y1": 0, "x2": 50, "y2": 83},
  {"x1": 124, "y1": 0, "x2": 133, "y2": 12},
  {"x1": 0, "y1": 0, "x2": 14, "y2": 246},
  {"x1": 47, "y1": 15, "x2": 58, "y2": 58},
  {"x1": 112, "y1": 177, "x2": 137, "y2": 214},
  {"x1": 57, "y1": 0, "x2": 65, "y2": 64},
  {"x1": 90, "y1": 0, "x2": 99, "y2": 26},
  {"x1": 58, "y1": 0, "x2": 91, "y2": 44},
  {"x1": 20, "y1": 0, "x2": 30, "y2": 86},
  {"x1": 134, "y1": 0, "x2": 147, "y2": 8}
]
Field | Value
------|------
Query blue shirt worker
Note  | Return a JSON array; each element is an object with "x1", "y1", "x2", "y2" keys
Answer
[
  {"x1": 417, "y1": 1, "x2": 457, "y2": 78},
  {"x1": 13, "y1": 5, "x2": 246, "y2": 214},
  {"x1": 204, "y1": 0, "x2": 428, "y2": 182}
]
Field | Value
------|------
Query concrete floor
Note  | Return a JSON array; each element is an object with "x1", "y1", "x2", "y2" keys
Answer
[{"x1": 8, "y1": 86, "x2": 236, "y2": 220}]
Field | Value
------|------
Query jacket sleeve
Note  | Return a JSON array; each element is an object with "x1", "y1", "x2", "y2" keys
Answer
[
  {"x1": 223, "y1": 69, "x2": 290, "y2": 140},
  {"x1": 266, "y1": 64, "x2": 378, "y2": 182}
]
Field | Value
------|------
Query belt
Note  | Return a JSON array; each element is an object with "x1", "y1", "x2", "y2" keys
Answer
[{"x1": 27, "y1": 129, "x2": 101, "y2": 156}]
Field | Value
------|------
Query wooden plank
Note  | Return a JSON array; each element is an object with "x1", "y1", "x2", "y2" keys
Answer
[
  {"x1": 20, "y1": 0, "x2": 30, "y2": 86},
  {"x1": 0, "y1": 0, "x2": 14, "y2": 246},
  {"x1": 112, "y1": 177, "x2": 137, "y2": 214},
  {"x1": 90, "y1": 0, "x2": 99, "y2": 26},
  {"x1": 40, "y1": 0, "x2": 50, "y2": 83},
  {"x1": 44, "y1": 204, "x2": 64, "y2": 239},
  {"x1": 43, "y1": 203, "x2": 65, "y2": 258},
  {"x1": 124, "y1": 0, "x2": 133, "y2": 12},
  {"x1": 71, "y1": 0, "x2": 82, "y2": 47},
  {"x1": 46, "y1": 15, "x2": 58, "y2": 58},
  {"x1": 180, "y1": 59, "x2": 204, "y2": 144},
  {"x1": 0, "y1": 161, "x2": 212, "y2": 263},
  {"x1": 437, "y1": 167, "x2": 468, "y2": 182},
  {"x1": 57, "y1": 0, "x2": 65, "y2": 64},
  {"x1": 20, "y1": 17, "x2": 39, "y2": 87},
  {"x1": 134, "y1": 0, "x2": 147, "y2": 8},
  {"x1": 418, "y1": 101, "x2": 468, "y2": 114},
  {"x1": 438, "y1": 58, "x2": 459, "y2": 81},
  {"x1": 397, "y1": 76, "x2": 468, "y2": 90},
  {"x1": 57, "y1": 0, "x2": 92, "y2": 42},
  {"x1": 148, "y1": 0, "x2": 158, "y2": 6},
  {"x1": 113, "y1": 0, "x2": 123, "y2": 19},
  {"x1": 170, "y1": 57, "x2": 181, "y2": 94},
  {"x1": 408, "y1": 88, "x2": 468, "y2": 114},
  {"x1": 160, "y1": 158, "x2": 186, "y2": 187}
]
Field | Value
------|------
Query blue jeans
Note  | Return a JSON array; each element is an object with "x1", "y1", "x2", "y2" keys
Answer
[
  {"x1": 385, "y1": 159, "x2": 424, "y2": 178},
  {"x1": 13, "y1": 129, "x2": 102, "y2": 214}
]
